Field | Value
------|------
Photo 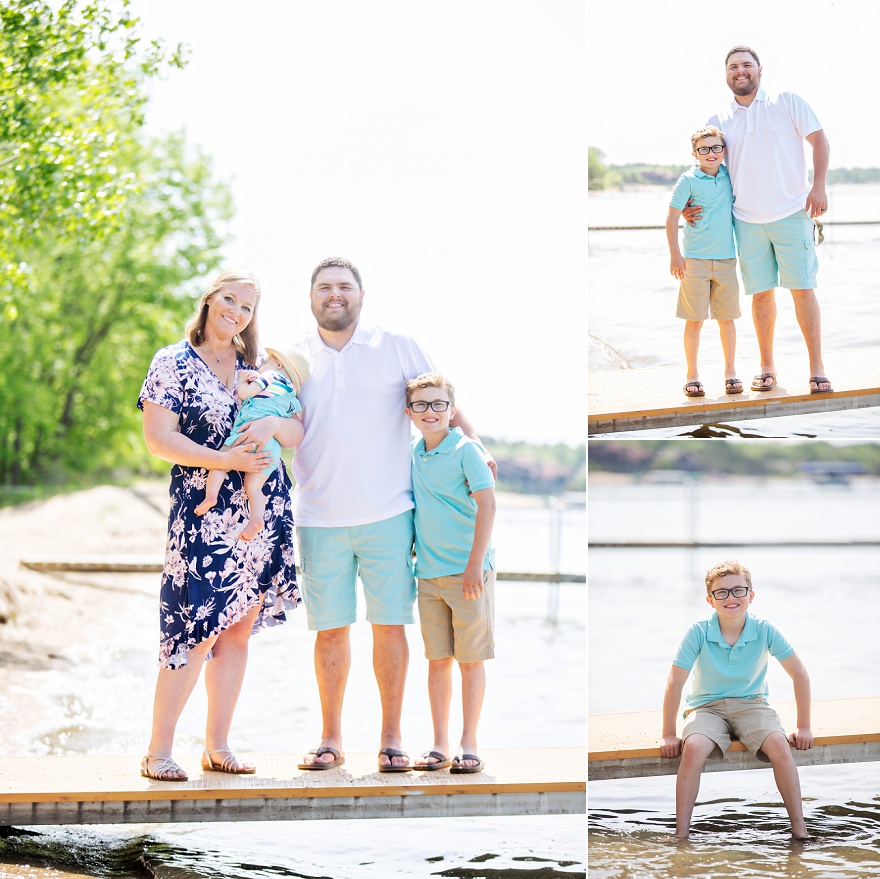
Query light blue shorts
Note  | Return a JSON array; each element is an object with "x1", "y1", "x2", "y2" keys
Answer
[
  {"x1": 296, "y1": 511, "x2": 416, "y2": 631},
  {"x1": 734, "y1": 210, "x2": 819, "y2": 296}
]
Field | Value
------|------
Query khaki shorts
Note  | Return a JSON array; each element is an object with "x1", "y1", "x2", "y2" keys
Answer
[
  {"x1": 417, "y1": 569, "x2": 495, "y2": 662},
  {"x1": 682, "y1": 697, "x2": 787, "y2": 762},
  {"x1": 676, "y1": 257, "x2": 741, "y2": 321}
]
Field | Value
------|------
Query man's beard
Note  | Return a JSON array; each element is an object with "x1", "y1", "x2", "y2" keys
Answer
[
  {"x1": 730, "y1": 76, "x2": 758, "y2": 97},
  {"x1": 314, "y1": 302, "x2": 360, "y2": 332}
]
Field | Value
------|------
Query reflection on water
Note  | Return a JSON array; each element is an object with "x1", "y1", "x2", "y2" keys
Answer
[{"x1": 587, "y1": 475, "x2": 880, "y2": 878}]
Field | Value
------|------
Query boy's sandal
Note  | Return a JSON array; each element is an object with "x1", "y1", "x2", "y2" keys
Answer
[
  {"x1": 725, "y1": 377, "x2": 744, "y2": 395},
  {"x1": 750, "y1": 373, "x2": 776, "y2": 391},
  {"x1": 684, "y1": 381, "x2": 705, "y2": 398},
  {"x1": 414, "y1": 750, "x2": 453, "y2": 771},
  {"x1": 141, "y1": 754, "x2": 188, "y2": 782},
  {"x1": 809, "y1": 376, "x2": 833, "y2": 394},
  {"x1": 450, "y1": 753, "x2": 485, "y2": 774},
  {"x1": 201, "y1": 748, "x2": 256, "y2": 774}
]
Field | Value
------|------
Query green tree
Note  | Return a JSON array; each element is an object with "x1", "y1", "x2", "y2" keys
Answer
[
  {"x1": 588, "y1": 146, "x2": 619, "y2": 191},
  {"x1": 0, "y1": 2, "x2": 233, "y2": 486},
  {"x1": 0, "y1": 0, "x2": 184, "y2": 319}
]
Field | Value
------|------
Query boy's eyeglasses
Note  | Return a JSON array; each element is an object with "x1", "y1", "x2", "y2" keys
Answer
[
  {"x1": 696, "y1": 145, "x2": 725, "y2": 155},
  {"x1": 409, "y1": 400, "x2": 451, "y2": 413},
  {"x1": 710, "y1": 586, "x2": 751, "y2": 600},
  {"x1": 813, "y1": 220, "x2": 824, "y2": 247}
]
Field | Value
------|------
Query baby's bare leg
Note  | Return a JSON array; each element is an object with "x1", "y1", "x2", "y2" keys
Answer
[
  {"x1": 195, "y1": 468, "x2": 229, "y2": 516},
  {"x1": 240, "y1": 472, "x2": 269, "y2": 540}
]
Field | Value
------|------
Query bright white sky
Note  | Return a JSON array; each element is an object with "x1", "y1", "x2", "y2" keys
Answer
[
  {"x1": 589, "y1": 0, "x2": 880, "y2": 169},
  {"x1": 138, "y1": 0, "x2": 586, "y2": 446}
]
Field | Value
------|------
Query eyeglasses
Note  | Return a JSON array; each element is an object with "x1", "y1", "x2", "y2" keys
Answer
[
  {"x1": 696, "y1": 145, "x2": 725, "y2": 155},
  {"x1": 813, "y1": 220, "x2": 824, "y2": 247},
  {"x1": 409, "y1": 400, "x2": 451, "y2": 413},
  {"x1": 710, "y1": 585, "x2": 751, "y2": 600}
]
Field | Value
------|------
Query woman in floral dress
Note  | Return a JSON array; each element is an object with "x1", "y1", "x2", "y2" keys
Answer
[{"x1": 137, "y1": 269, "x2": 302, "y2": 781}]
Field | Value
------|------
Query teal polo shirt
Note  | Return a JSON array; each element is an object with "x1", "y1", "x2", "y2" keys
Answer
[
  {"x1": 669, "y1": 163, "x2": 736, "y2": 259},
  {"x1": 672, "y1": 612, "x2": 795, "y2": 714},
  {"x1": 411, "y1": 427, "x2": 495, "y2": 579}
]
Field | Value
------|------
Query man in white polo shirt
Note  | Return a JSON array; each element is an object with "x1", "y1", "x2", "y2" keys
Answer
[
  {"x1": 288, "y1": 256, "x2": 494, "y2": 772},
  {"x1": 688, "y1": 46, "x2": 832, "y2": 395}
]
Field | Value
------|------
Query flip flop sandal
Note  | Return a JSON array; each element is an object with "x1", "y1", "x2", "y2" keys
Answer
[
  {"x1": 684, "y1": 381, "x2": 705, "y2": 398},
  {"x1": 414, "y1": 750, "x2": 453, "y2": 771},
  {"x1": 297, "y1": 746, "x2": 345, "y2": 771},
  {"x1": 751, "y1": 373, "x2": 776, "y2": 391},
  {"x1": 378, "y1": 747, "x2": 413, "y2": 772},
  {"x1": 450, "y1": 753, "x2": 485, "y2": 774},
  {"x1": 809, "y1": 376, "x2": 833, "y2": 394},
  {"x1": 725, "y1": 378, "x2": 744, "y2": 395}
]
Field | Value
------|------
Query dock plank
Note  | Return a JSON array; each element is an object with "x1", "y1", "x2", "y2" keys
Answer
[
  {"x1": 589, "y1": 347, "x2": 880, "y2": 433},
  {"x1": 0, "y1": 747, "x2": 585, "y2": 825},
  {"x1": 589, "y1": 697, "x2": 880, "y2": 780}
]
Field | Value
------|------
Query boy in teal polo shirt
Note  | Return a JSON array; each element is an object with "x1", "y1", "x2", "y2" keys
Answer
[
  {"x1": 405, "y1": 372, "x2": 496, "y2": 774},
  {"x1": 666, "y1": 126, "x2": 742, "y2": 398},
  {"x1": 660, "y1": 561, "x2": 813, "y2": 839}
]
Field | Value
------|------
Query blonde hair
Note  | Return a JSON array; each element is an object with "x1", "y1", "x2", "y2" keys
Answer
[
  {"x1": 705, "y1": 560, "x2": 753, "y2": 593},
  {"x1": 405, "y1": 372, "x2": 455, "y2": 406},
  {"x1": 186, "y1": 269, "x2": 261, "y2": 366},
  {"x1": 691, "y1": 125, "x2": 725, "y2": 152}
]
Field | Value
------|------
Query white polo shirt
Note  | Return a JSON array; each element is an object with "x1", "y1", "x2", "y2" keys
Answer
[
  {"x1": 290, "y1": 321, "x2": 435, "y2": 527},
  {"x1": 708, "y1": 88, "x2": 822, "y2": 224}
]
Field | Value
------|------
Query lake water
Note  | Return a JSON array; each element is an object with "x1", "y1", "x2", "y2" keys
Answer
[
  {"x1": 0, "y1": 497, "x2": 586, "y2": 878},
  {"x1": 588, "y1": 184, "x2": 880, "y2": 438},
  {"x1": 587, "y1": 475, "x2": 880, "y2": 878}
]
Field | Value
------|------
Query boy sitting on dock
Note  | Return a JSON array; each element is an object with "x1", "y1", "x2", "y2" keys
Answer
[
  {"x1": 405, "y1": 372, "x2": 496, "y2": 774},
  {"x1": 195, "y1": 346, "x2": 309, "y2": 540},
  {"x1": 660, "y1": 560, "x2": 813, "y2": 839},
  {"x1": 666, "y1": 126, "x2": 742, "y2": 398}
]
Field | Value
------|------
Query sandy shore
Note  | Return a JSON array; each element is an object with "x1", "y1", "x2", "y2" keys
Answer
[{"x1": 0, "y1": 483, "x2": 170, "y2": 753}]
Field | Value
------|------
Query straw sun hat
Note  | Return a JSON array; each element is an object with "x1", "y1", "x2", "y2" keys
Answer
[{"x1": 264, "y1": 346, "x2": 310, "y2": 393}]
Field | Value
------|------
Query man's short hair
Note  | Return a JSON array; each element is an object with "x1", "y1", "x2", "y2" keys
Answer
[
  {"x1": 691, "y1": 125, "x2": 725, "y2": 151},
  {"x1": 725, "y1": 45, "x2": 760, "y2": 67},
  {"x1": 705, "y1": 560, "x2": 753, "y2": 593},
  {"x1": 311, "y1": 257, "x2": 362, "y2": 290},
  {"x1": 405, "y1": 372, "x2": 456, "y2": 406}
]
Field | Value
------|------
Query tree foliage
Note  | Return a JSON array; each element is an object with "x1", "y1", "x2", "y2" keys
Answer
[{"x1": 0, "y1": 1, "x2": 233, "y2": 485}]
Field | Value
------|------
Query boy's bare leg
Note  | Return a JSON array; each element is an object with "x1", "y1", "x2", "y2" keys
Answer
[
  {"x1": 751, "y1": 290, "x2": 777, "y2": 386},
  {"x1": 683, "y1": 320, "x2": 703, "y2": 389},
  {"x1": 458, "y1": 660, "x2": 485, "y2": 767},
  {"x1": 790, "y1": 289, "x2": 829, "y2": 390},
  {"x1": 240, "y1": 472, "x2": 268, "y2": 540},
  {"x1": 760, "y1": 732, "x2": 810, "y2": 838},
  {"x1": 195, "y1": 468, "x2": 228, "y2": 516},
  {"x1": 717, "y1": 319, "x2": 739, "y2": 388},
  {"x1": 421, "y1": 657, "x2": 453, "y2": 763},
  {"x1": 675, "y1": 733, "x2": 716, "y2": 837}
]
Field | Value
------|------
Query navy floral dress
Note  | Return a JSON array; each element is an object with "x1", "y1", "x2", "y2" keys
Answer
[{"x1": 138, "y1": 341, "x2": 300, "y2": 669}]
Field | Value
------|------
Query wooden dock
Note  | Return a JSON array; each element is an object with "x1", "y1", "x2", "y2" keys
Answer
[
  {"x1": 19, "y1": 558, "x2": 584, "y2": 583},
  {"x1": 589, "y1": 347, "x2": 880, "y2": 434},
  {"x1": 0, "y1": 747, "x2": 585, "y2": 826},
  {"x1": 589, "y1": 697, "x2": 880, "y2": 780}
]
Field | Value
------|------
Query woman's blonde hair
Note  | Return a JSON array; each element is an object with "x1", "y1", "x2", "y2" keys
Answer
[{"x1": 186, "y1": 269, "x2": 261, "y2": 366}]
